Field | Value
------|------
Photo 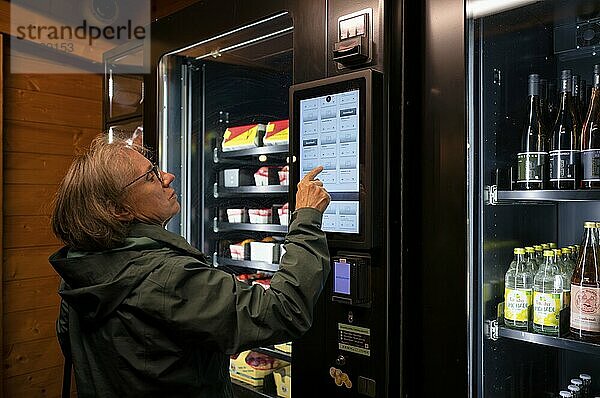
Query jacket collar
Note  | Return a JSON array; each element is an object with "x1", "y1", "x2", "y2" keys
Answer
[{"x1": 127, "y1": 222, "x2": 208, "y2": 262}]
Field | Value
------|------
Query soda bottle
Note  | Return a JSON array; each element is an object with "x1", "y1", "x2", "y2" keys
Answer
[
  {"x1": 535, "y1": 245, "x2": 544, "y2": 264},
  {"x1": 570, "y1": 222, "x2": 600, "y2": 342},
  {"x1": 504, "y1": 248, "x2": 533, "y2": 330},
  {"x1": 533, "y1": 250, "x2": 564, "y2": 335},
  {"x1": 525, "y1": 246, "x2": 538, "y2": 273}
]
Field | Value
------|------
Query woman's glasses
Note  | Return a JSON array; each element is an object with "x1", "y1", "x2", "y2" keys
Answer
[{"x1": 124, "y1": 164, "x2": 163, "y2": 189}]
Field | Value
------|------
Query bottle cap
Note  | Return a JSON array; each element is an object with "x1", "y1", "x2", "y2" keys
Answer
[
  {"x1": 549, "y1": 242, "x2": 557, "y2": 248},
  {"x1": 594, "y1": 64, "x2": 600, "y2": 75},
  {"x1": 514, "y1": 248, "x2": 526, "y2": 255},
  {"x1": 542, "y1": 244, "x2": 550, "y2": 249},
  {"x1": 525, "y1": 247, "x2": 535, "y2": 253},
  {"x1": 544, "y1": 250, "x2": 554, "y2": 257},
  {"x1": 559, "y1": 391, "x2": 572, "y2": 397},
  {"x1": 584, "y1": 222, "x2": 596, "y2": 228},
  {"x1": 580, "y1": 373, "x2": 591, "y2": 381},
  {"x1": 554, "y1": 249, "x2": 562, "y2": 254},
  {"x1": 568, "y1": 385, "x2": 581, "y2": 392},
  {"x1": 561, "y1": 69, "x2": 572, "y2": 80},
  {"x1": 571, "y1": 378, "x2": 583, "y2": 386},
  {"x1": 534, "y1": 245, "x2": 543, "y2": 251},
  {"x1": 562, "y1": 247, "x2": 571, "y2": 254}
]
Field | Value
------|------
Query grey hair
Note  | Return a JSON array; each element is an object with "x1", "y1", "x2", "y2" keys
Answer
[{"x1": 51, "y1": 134, "x2": 146, "y2": 251}]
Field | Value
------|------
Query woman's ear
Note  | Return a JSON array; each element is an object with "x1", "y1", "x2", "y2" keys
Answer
[{"x1": 108, "y1": 201, "x2": 134, "y2": 222}]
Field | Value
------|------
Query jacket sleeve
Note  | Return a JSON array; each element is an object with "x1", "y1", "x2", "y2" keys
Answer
[{"x1": 139, "y1": 208, "x2": 330, "y2": 354}]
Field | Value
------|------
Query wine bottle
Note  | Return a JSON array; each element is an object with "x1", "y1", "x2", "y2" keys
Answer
[
  {"x1": 573, "y1": 74, "x2": 583, "y2": 124},
  {"x1": 570, "y1": 222, "x2": 600, "y2": 342},
  {"x1": 517, "y1": 74, "x2": 547, "y2": 189},
  {"x1": 581, "y1": 64, "x2": 600, "y2": 189},
  {"x1": 549, "y1": 70, "x2": 581, "y2": 190},
  {"x1": 580, "y1": 79, "x2": 588, "y2": 119}
]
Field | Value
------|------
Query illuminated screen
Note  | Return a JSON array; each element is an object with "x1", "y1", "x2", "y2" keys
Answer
[
  {"x1": 334, "y1": 261, "x2": 351, "y2": 295},
  {"x1": 299, "y1": 89, "x2": 360, "y2": 234}
]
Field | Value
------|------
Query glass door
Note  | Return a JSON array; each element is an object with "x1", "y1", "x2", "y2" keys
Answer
[
  {"x1": 157, "y1": 12, "x2": 293, "y2": 397},
  {"x1": 468, "y1": 1, "x2": 600, "y2": 396}
]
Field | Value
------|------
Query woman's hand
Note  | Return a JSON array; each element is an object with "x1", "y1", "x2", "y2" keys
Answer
[{"x1": 295, "y1": 166, "x2": 331, "y2": 213}]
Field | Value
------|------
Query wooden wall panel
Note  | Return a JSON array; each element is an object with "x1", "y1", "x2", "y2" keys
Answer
[
  {"x1": 4, "y1": 185, "x2": 56, "y2": 216},
  {"x1": 5, "y1": 88, "x2": 101, "y2": 129},
  {"x1": 4, "y1": 121, "x2": 98, "y2": 156},
  {"x1": 4, "y1": 216, "x2": 59, "y2": 249},
  {"x1": 4, "y1": 153, "x2": 73, "y2": 185},
  {"x1": 3, "y1": 276, "x2": 61, "y2": 314},
  {"x1": 3, "y1": 246, "x2": 60, "y2": 282},
  {"x1": 4, "y1": 338, "x2": 62, "y2": 378},
  {"x1": 5, "y1": 74, "x2": 102, "y2": 101},
  {"x1": 5, "y1": 365, "x2": 63, "y2": 398},
  {"x1": 4, "y1": 308, "x2": 57, "y2": 344}
]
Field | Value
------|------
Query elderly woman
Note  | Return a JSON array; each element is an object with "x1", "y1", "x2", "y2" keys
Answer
[{"x1": 49, "y1": 136, "x2": 330, "y2": 398}]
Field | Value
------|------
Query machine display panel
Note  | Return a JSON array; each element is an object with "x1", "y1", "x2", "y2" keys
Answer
[{"x1": 299, "y1": 89, "x2": 360, "y2": 234}]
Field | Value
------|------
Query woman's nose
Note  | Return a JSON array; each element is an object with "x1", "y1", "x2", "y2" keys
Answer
[{"x1": 161, "y1": 171, "x2": 175, "y2": 187}]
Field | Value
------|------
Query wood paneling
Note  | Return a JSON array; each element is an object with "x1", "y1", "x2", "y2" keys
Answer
[
  {"x1": 4, "y1": 153, "x2": 73, "y2": 185},
  {"x1": 3, "y1": 246, "x2": 60, "y2": 282},
  {"x1": 4, "y1": 307, "x2": 57, "y2": 345},
  {"x1": 5, "y1": 365, "x2": 63, "y2": 398},
  {"x1": 5, "y1": 88, "x2": 101, "y2": 129},
  {"x1": 4, "y1": 216, "x2": 59, "y2": 249},
  {"x1": 3, "y1": 276, "x2": 60, "y2": 313},
  {"x1": 4, "y1": 120, "x2": 99, "y2": 156},
  {"x1": 4, "y1": 338, "x2": 62, "y2": 378},
  {"x1": 5, "y1": 74, "x2": 102, "y2": 101},
  {"x1": 4, "y1": 185, "x2": 56, "y2": 216}
]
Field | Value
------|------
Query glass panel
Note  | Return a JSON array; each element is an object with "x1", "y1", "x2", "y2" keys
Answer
[
  {"x1": 105, "y1": 45, "x2": 145, "y2": 120},
  {"x1": 467, "y1": 1, "x2": 600, "y2": 396},
  {"x1": 107, "y1": 118, "x2": 143, "y2": 146},
  {"x1": 157, "y1": 11, "x2": 293, "y2": 265}
]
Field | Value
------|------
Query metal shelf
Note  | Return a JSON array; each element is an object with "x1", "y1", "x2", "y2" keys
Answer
[
  {"x1": 216, "y1": 257, "x2": 280, "y2": 272},
  {"x1": 215, "y1": 222, "x2": 288, "y2": 234},
  {"x1": 253, "y1": 346, "x2": 292, "y2": 363},
  {"x1": 231, "y1": 378, "x2": 275, "y2": 398},
  {"x1": 497, "y1": 189, "x2": 600, "y2": 203},
  {"x1": 214, "y1": 184, "x2": 288, "y2": 198},
  {"x1": 215, "y1": 145, "x2": 289, "y2": 160},
  {"x1": 498, "y1": 326, "x2": 600, "y2": 356}
]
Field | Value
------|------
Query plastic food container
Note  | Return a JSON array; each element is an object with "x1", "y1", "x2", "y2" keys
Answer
[
  {"x1": 249, "y1": 208, "x2": 272, "y2": 224},
  {"x1": 277, "y1": 203, "x2": 289, "y2": 226},
  {"x1": 250, "y1": 241, "x2": 279, "y2": 263},
  {"x1": 278, "y1": 166, "x2": 289, "y2": 186},
  {"x1": 227, "y1": 208, "x2": 246, "y2": 223}
]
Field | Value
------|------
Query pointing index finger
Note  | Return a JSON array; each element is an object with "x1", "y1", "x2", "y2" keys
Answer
[{"x1": 302, "y1": 165, "x2": 324, "y2": 182}]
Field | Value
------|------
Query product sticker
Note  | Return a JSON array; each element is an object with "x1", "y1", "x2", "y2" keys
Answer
[
  {"x1": 533, "y1": 292, "x2": 561, "y2": 326},
  {"x1": 581, "y1": 149, "x2": 600, "y2": 181},
  {"x1": 570, "y1": 285, "x2": 600, "y2": 332},
  {"x1": 549, "y1": 150, "x2": 580, "y2": 181},
  {"x1": 338, "y1": 323, "x2": 370, "y2": 356},
  {"x1": 517, "y1": 152, "x2": 547, "y2": 182},
  {"x1": 504, "y1": 288, "x2": 532, "y2": 322}
]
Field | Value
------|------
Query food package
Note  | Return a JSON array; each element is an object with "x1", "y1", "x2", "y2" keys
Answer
[
  {"x1": 277, "y1": 203, "x2": 289, "y2": 226},
  {"x1": 221, "y1": 169, "x2": 254, "y2": 187},
  {"x1": 254, "y1": 167, "x2": 280, "y2": 186},
  {"x1": 250, "y1": 241, "x2": 280, "y2": 264},
  {"x1": 264, "y1": 119, "x2": 289, "y2": 146},
  {"x1": 274, "y1": 365, "x2": 291, "y2": 398},
  {"x1": 227, "y1": 208, "x2": 247, "y2": 223},
  {"x1": 278, "y1": 165, "x2": 289, "y2": 186},
  {"x1": 274, "y1": 342, "x2": 292, "y2": 354},
  {"x1": 248, "y1": 208, "x2": 272, "y2": 224},
  {"x1": 222, "y1": 124, "x2": 266, "y2": 152},
  {"x1": 230, "y1": 350, "x2": 288, "y2": 387},
  {"x1": 229, "y1": 239, "x2": 253, "y2": 260},
  {"x1": 252, "y1": 279, "x2": 271, "y2": 289}
]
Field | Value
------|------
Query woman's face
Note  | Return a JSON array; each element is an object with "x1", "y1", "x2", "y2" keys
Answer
[{"x1": 123, "y1": 149, "x2": 180, "y2": 225}]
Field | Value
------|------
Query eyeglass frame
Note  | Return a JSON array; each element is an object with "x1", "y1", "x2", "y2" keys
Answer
[{"x1": 123, "y1": 164, "x2": 163, "y2": 189}]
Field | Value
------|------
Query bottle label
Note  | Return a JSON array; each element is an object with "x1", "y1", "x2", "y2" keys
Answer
[
  {"x1": 570, "y1": 285, "x2": 600, "y2": 332},
  {"x1": 517, "y1": 152, "x2": 547, "y2": 182},
  {"x1": 549, "y1": 150, "x2": 580, "y2": 181},
  {"x1": 581, "y1": 149, "x2": 600, "y2": 182},
  {"x1": 533, "y1": 292, "x2": 561, "y2": 326},
  {"x1": 505, "y1": 288, "x2": 532, "y2": 322}
]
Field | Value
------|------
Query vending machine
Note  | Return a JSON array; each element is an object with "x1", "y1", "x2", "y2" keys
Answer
[{"x1": 102, "y1": 0, "x2": 407, "y2": 397}]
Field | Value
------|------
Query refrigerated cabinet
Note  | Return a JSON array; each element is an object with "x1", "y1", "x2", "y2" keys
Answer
[{"x1": 468, "y1": 2, "x2": 600, "y2": 396}]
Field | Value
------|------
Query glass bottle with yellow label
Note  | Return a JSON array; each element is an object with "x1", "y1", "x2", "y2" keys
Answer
[
  {"x1": 533, "y1": 250, "x2": 564, "y2": 335},
  {"x1": 504, "y1": 248, "x2": 533, "y2": 330}
]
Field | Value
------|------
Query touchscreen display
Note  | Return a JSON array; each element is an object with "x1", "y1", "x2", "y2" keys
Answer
[
  {"x1": 300, "y1": 89, "x2": 360, "y2": 234},
  {"x1": 334, "y1": 261, "x2": 351, "y2": 295}
]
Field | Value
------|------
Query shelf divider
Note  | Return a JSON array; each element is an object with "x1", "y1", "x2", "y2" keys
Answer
[
  {"x1": 216, "y1": 222, "x2": 288, "y2": 234},
  {"x1": 497, "y1": 190, "x2": 600, "y2": 203},
  {"x1": 498, "y1": 326, "x2": 600, "y2": 356},
  {"x1": 216, "y1": 257, "x2": 280, "y2": 272}
]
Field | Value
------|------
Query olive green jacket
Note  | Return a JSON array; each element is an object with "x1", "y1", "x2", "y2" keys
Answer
[{"x1": 49, "y1": 208, "x2": 330, "y2": 398}]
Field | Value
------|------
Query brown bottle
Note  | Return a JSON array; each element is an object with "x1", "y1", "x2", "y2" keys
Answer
[
  {"x1": 570, "y1": 221, "x2": 600, "y2": 341},
  {"x1": 581, "y1": 64, "x2": 600, "y2": 189}
]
